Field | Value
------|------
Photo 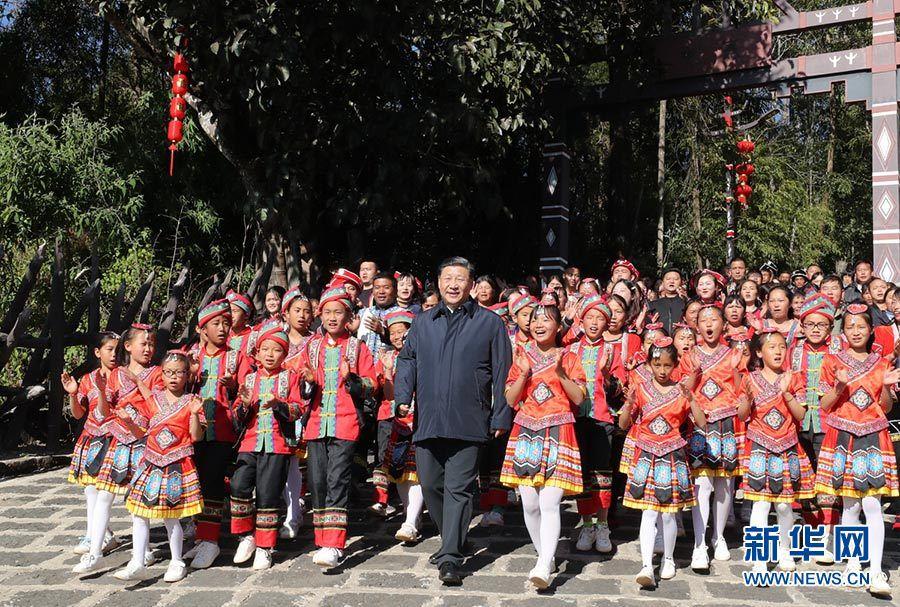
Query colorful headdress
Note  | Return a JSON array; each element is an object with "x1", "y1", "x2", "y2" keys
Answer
[
  {"x1": 791, "y1": 269, "x2": 808, "y2": 281},
  {"x1": 318, "y1": 286, "x2": 353, "y2": 314},
  {"x1": 611, "y1": 258, "x2": 640, "y2": 279},
  {"x1": 579, "y1": 277, "x2": 600, "y2": 294},
  {"x1": 846, "y1": 303, "x2": 869, "y2": 316},
  {"x1": 760, "y1": 260, "x2": 778, "y2": 274},
  {"x1": 257, "y1": 319, "x2": 289, "y2": 351},
  {"x1": 508, "y1": 292, "x2": 537, "y2": 316},
  {"x1": 487, "y1": 302, "x2": 509, "y2": 317},
  {"x1": 579, "y1": 294, "x2": 611, "y2": 321},
  {"x1": 385, "y1": 309, "x2": 415, "y2": 327},
  {"x1": 281, "y1": 285, "x2": 308, "y2": 314},
  {"x1": 131, "y1": 322, "x2": 153, "y2": 331},
  {"x1": 329, "y1": 268, "x2": 363, "y2": 291},
  {"x1": 539, "y1": 288, "x2": 559, "y2": 307},
  {"x1": 226, "y1": 290, "x2": 254, "y2": 315},
  {"x1": 649, "y1": 336, "x2": 674, "y2": 359},
  {"x1": 673, "y1": 322, "x2": 694, "y2": 335},
  {"x1": 197, "y1": 299, "x2": 231, "y2": 328},
  {"x1": 728, "y1": 330, "x2": 751, "y2": 343},
  {"x1": 799, "y1": 293, "x2": 835, "y2": 322}
]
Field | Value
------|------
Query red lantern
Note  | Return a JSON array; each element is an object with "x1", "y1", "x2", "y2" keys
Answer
[
  {"x1": 171, "y1": 73, "x2": 189, "y2": 96},
  {"x1": 173, "y1": 53, "x2": 189, "y2": 73},
  {"x1": 737, "y1": 194, "x2": 748, "y2": 206},
  {"x1": 736, "y1": 183, "x2": 753, "y2": 197},
  {"x1": 167, "y1": 119, "x2": 184, "y2": 144},
  {"x1": 169, "y1": 97, "x2": 186, "y2": 120}
]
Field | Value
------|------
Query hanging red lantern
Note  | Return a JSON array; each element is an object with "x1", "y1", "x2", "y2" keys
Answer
[
  {"x1": 171, "y1": 73, "x2": 189, "y2": 96},
  {"x1": 173, "y1": 52, "x2": 189, "y2": 73},
  {"x1": 169, "y1": 97, "x2": 186, "y2": 120},
  {"x1": 737, "y1": 194, "x2": 748, "y2": 206},
  {"x1": 166, "y1": 40, "x2": 190, "y2": 176},
  {"x1": 167, "y1": 119, "x2": 184, "y2": 143},
  {"x1": 736, "y1": 183, "x2": 753, "y2": 197}
]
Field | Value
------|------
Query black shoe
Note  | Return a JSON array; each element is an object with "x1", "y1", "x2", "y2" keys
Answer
[{"x1": 439, "y1": 562, "x2": 462, "y2": 586}]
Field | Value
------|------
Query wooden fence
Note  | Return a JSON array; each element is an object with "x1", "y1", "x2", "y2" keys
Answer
[{"x1": 0, "y1": 242, "x2": 277, "y2": 450}]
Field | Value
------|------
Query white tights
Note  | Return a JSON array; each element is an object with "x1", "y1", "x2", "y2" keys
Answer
[
  {"x1": 692, "y1": 476, "x2": 731, "y2": 549},
  {"x1": 640, "y1": 510, "x2": 676, "y2": 567},
  {"x1": 283, "y1": 462, "x2": 304, "y2": 527},
  {"x1": 83, "y1": 485, "x2": 98, "y2": 537},
  {"x1": 842, "y1": 496, "x2": 884, "y2": 572},
  {"x1": 519, "y1": 486, "x2": 564, "y2": 570},
  {"x1": 89, "y1": 489, "x2": 116, "y2": 558},
  {"x1": 130, "y1": 516, "x2": 184, "y2": 567},
  {"x1": 749, "y1": 501, "x2": 794, "y2": 555},
  {"x1": 396, "y1": 482, "x2": 425, "y2": 528}
]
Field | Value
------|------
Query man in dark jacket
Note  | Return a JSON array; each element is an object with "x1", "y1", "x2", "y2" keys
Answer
[{"x1": 394, "y1": 256, "x2": 512, "y2": 585}]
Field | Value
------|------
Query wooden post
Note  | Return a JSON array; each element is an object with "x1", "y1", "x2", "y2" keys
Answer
[
  {"x1": 155, "y1": 266, "x2": 189, "y2": 359},
  {"x1": 539, "y1": 142, "x2": 571, "y2": 280},
  {"x1": 0, "y1": 244, "x2": 45, "y2": 334},
  {"x1": 107, "y1": 280, "x2": 127, "y2": 332},
  {"x1": 46, "y1": 243, "x2": 66, "y2": 448},
  {"x1": 120, "y1": 272, "x2": 155, "y2": 328},
  {"x1": 86, "y1": 251, "x2": 100, "y2": 368}
]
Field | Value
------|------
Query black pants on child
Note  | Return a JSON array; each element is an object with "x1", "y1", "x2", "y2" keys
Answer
[
  {"x1": 230, "y1": 451, "x2": 290, "y2": 548},
  {"x1": 307, "y1": 437, "x2": 356, "y2": 549}
]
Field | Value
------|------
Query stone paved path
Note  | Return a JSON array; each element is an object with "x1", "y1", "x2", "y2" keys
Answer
[{"x1": 1, "y1": 469, "x2": 898, "y2": 607}]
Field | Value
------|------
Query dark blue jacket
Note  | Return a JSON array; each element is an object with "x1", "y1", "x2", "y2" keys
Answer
[{"x1": 394, "y1": 298, "x2": 512, "y2": 444}]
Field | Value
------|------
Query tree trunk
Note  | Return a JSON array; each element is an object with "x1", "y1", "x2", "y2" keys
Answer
[
  {"x1": 690, "y1": 112, "x2": 703, "y2": 270},
  {"x1": 656, "y1": 99, "x2": 667, "y2": 268}
]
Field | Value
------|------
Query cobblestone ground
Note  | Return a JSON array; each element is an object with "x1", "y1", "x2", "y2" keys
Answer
[{"x1": 1, "y1": 469, "x2": 898, "y2": 607}]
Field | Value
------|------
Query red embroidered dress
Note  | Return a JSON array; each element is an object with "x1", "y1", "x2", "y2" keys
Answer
[
  {"x1": 814, "y1": 352, "x2": 899, "y2": 499},
  {"x1": 680, "y1": 345, "x2": 742, "y2": 477},
  {"x1": 68, "y1": 369, "x2": 113, "y2": 486},
  {"x1": 93, "y1": 366, "x2": 160, "y2": 494},
  {"x1": 622, "y1": 381, "x2": 696, "y2": 512},
  {"x1": 126, "y1": 391, "x2": 204, "y2": 518},
  {"x1": 620, "y1": 355, "x2": 653, "y2": 475},
  {"x1": 499, "y1": 342, "x2": 585, "y2": 495},
  {"x1": 740, "y1": 372, "x2": 814, "y2": 502}
]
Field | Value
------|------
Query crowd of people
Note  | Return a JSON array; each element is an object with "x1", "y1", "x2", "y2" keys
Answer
[{"x1": 59, "y1": 254, "x2": 900, "y2": 597}]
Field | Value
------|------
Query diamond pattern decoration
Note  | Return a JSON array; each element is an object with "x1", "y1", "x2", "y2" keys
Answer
[
  {"x1": 156, "y1": 427, "x2": 177, "y2": 449},
  {"x1": 849, "y1": 388, "x2": 873, "y2": 411},
  {"x1": 647, "y1": 416, "x2": 672, "y2": 436},
  {"x1": 762, "y1": 408, "x2": 786, "y2": 431},
  {"x1": 876, "y1": 125, "x2": 894, "y2": 165},
  {"x1": 880, "y1": 258, "x2": 896, "y2": 283},
  {"x1": 547, "y1": 166, "x2": 558, "y2": 195},
  {"x1": 532, "y1": 382, "x2": 553, "y2": 405},
  {"x1": 700, "y1": 378, "x2": 722, "y2": 400},
  {"x1": 546, "y1": 228, "x2": 556, "y2": 247},
  {"x1": 878, "y1": 192, "x2": 895, "y2": 220}
]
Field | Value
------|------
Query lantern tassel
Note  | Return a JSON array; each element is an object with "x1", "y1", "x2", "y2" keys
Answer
[{"x1": 169, "y1": 144, "x2": 176, "y2": 176}]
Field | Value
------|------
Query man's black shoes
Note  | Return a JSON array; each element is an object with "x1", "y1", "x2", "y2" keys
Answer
[{"x1": 439, "y1": 562, "x2": 463, "y2": 586}]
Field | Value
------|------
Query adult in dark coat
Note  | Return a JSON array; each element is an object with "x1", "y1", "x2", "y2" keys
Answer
[{"x1": 394, "y1": 256, "x2": 512, "y2": 585}]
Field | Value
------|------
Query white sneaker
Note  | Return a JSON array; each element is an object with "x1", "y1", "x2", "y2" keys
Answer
[
  {"x1": 750, "y1": 560, "x2": 769, "y2": 585},
  {"x1": 713, "y1": 538, "x2": 730, "y2": 561},
  {"x1": 480, "y1": 510, "x2": 504, "y2": 527},
  {"x1": 312, "y1": 547, "x2": 342, "y2": 569},
  {"x1": 384, "y1": 504, "x2": 398, "y2": 517},
  {"x1": 691, "y1": 546, "x2": 709, "y2": 571},
  {"x1": 368, "y1": 503, "x2": 387, "y2": 517},
  {"x1": 234, "y1": 535, "x2": 257, "y2": 564},
  {"x1": 182, "y1": 542, "x2": 200, "y2": 560},
  {"x1": 73, "y1": 536, "x2": 91, "y2": 555},
  {"x1": 102, "y1": 531, "x2": 119, "y2": 555},
  {"x1": 72, "y1": 553, "x2": 103, "y2": 574},
  {"x1": 112, "y1": 560, "x2": 148, "y2": 581},
  {"x1": 278, "y1": 522, "x2": 299, "y2": 540},
  {"x1": 776, "y1": 549, "x2": 795, "y2": 572},
  {"x1": 252, "y1": 547, "x2": 273, "y2": 570},
  {"x1": 635, "y1": 565, "x2": 656, "y2": 588},
  {"x1": 660, "y1": 557, "x2": 676, "y2": 580},
  {"x1": 814, "y1": 548, "x2": 834, "y2": 565},
  {"x1": 143, "y1": 549, "x2": 156, "y2": 567},
  {"x1": 395, "y1": 523, "x2": 420, "y2": 543},
  {"x1": 528, "y1": 562, "x2": 552, "y2": 589},
  {"x1": 594, "y1": 522, "x2": 612, "y2": 553},
  {"x1": 653, "y1": 531, "x2": 664, "y2": 555},
  {"x1": 189, "y1": 540, "x2": 220, "y2": 569},
  {"x1": 843, "y1": 559, "x2": 861, "y2": 586},
  {"x1": 575, "y1": 525, "x2": 596, "y2": 551},
  {"x1": 163, "y1": 560, "x2": 187, "y2": 583},
  {"x1": 869, "y1": 571, "x2": 891, "y2": 597}
]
